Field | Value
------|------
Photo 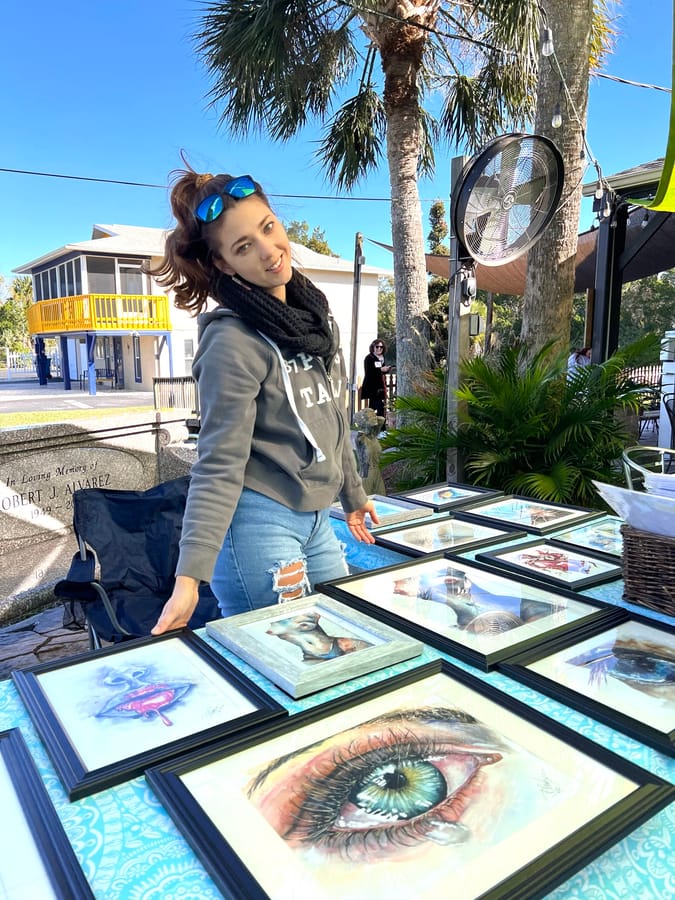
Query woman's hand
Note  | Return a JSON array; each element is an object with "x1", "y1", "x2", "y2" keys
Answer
[
  {"x1": 345, "y1": 501, "x2": 379, "y2": 544},
  {"x1": 151, "y1": 575, "x2": 201, "y2": 635}
]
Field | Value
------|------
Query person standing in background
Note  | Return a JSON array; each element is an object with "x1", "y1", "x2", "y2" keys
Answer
[
  {"x1": 567, "y1": 346, "x2": 592, "y2": 378},
  {"x1": 360, "y1": 338, "x2": 392, "y2": 418}
]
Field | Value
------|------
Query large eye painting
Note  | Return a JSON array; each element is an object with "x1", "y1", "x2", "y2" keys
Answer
[{"x1": 246, "y1": 706, "x2": 565, "y2": 869}]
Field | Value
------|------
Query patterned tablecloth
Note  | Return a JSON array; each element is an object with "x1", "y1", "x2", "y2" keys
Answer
[{"x1": 0, "y1": 516, "x2": 672, "y2": 899}]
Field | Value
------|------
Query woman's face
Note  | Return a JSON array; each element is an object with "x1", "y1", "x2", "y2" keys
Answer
[{"x1": 212, "y1": 195, "x2": 293, "y2": 300}]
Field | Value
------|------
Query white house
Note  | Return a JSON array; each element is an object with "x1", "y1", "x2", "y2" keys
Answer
[{"x1": 15, "y1": 224, "x2": 391, "y2": 396}]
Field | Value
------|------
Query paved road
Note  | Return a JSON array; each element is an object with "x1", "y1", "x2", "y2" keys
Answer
[{"x1": 0, "y1": 377, "x2": 155, "y2": 415}]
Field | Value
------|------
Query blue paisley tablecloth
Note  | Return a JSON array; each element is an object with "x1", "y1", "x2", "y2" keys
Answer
[{"x1": 0, "y1": 515, "x2": 672, "y2": 899}]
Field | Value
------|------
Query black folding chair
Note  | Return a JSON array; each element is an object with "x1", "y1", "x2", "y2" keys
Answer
[{"x1": 55, "y1": 476, "x2": 220, "y2": 649}]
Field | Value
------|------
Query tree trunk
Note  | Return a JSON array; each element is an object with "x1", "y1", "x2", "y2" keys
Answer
[
  {"x1": 367, "y1": 2, "x2": 438, "y2": 400},
  {"x1": 521, "y1": 0, "x2": 593, "y2": 357}
]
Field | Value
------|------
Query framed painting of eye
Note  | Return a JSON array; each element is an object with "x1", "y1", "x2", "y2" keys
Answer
[
  {"x1": 317, "y1": 553, "x2": 626, "y2": 671},
  {"x1": 454, "y1": 495, "x2": 604, "y2": 535},
  {"x1": 206, "y1": 593, "x2": 424, "y2": 698},
  {"x1": 475, "y1": 539, "x2": 623, "y2": 590},
  {"x1": 11, "y1": 630, "x2": 286, "y2": 800},
  {"x1": 374, "y1": 512, "x2": 527, "y2": 558},
  {"x1": 499, "y1": 613, "x2": 675, "y2": 757},
  {"x1": 146, "y1": 659, "x2": 674, "y2": 900},
  {"x1": 393, "y1": 481, "x2": 504, "y2": 512},
  {"x1": 0, "y1": 728, "x2": 94, "y2": 898}
]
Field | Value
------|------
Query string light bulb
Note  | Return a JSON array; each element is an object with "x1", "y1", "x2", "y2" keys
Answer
[
  {"x1": 541, "y1": 26, "x2": 554, "y2": 57},
  {"x1": 551, "y1": 102, "x2": 562, "y2": 129}
]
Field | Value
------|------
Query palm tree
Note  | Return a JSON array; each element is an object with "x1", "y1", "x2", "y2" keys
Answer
[{"x1": 193, "y1": 1, "x2": 542, "y2": 397}]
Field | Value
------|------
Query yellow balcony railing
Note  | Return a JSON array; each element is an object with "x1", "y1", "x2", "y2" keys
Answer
[{"x1": 27, "y1": 294, "x2": 171, "y2": 336}]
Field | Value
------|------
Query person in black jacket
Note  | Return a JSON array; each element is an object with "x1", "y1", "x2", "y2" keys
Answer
[{"x1": 360, "y1": 338, "x2": 392, "y2": 417}]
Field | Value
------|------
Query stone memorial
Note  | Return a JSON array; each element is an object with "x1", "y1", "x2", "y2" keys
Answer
[{"x1": 0, "y1": 417, "x2": 194, "y2": 626}]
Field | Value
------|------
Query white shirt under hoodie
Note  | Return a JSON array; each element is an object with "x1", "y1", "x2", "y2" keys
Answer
[{"x1": 176, "y1": 307, "x2": 368, "y2": 584}]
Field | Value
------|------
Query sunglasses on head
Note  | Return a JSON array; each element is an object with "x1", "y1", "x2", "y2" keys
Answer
[{"x1": 194, "y1": 175, "x2": 257, "y2": 223}]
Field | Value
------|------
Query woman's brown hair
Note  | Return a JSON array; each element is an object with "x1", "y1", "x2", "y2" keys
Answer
[{"x1": 146, "y1": 160, "x2": 269, "y2": 315}]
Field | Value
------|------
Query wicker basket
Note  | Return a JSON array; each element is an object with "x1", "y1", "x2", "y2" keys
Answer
[{"x1": 621, "y1": 524, "x2": 675, "y2": 617}]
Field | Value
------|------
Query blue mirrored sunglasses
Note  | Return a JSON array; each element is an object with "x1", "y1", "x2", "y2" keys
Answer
[{"x1": 194, "y1": 175, "x2": 257, "y2": 223}]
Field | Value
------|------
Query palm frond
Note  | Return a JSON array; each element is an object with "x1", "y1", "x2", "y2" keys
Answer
[
  {"x1": 317, "y1": 88, "x2": 386, "y2": 189},
  {"x1": 194, "y1": 0, "x2": 355, "y2": 137}
]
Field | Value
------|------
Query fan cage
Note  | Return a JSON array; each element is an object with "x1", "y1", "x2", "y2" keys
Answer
[{"x1": 452, "y1": 133, "x2": 564, "y2": 267}]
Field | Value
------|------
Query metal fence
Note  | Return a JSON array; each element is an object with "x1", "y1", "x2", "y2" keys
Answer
[
  {"x1": 623, "y1": 364, "x2": 662, "y2": 387},
  {"x1": 152, "y1": 376, "x2": 199, "y2": 412},
  {"x1": 1, "y1": 349, "x2": 62, "y2": 380}
]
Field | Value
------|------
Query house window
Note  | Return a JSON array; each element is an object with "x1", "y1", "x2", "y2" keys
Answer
[
  {"x1": 133, "y1": 335, "x2": 142, "y2": 383},
  {"x1": 65, "y1": 261, "x2": 75, "y2": 296},
  {"x1": 119, "y1": 261, "x2": 145, "y2": 295},
  {"x1": 87, "y1": 257, "x2": 116, "y2": 294},
  {"x1": 74, "y1": 258, "x2": 82, "y2": 294}
]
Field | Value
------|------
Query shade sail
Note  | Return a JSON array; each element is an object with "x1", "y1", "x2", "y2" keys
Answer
[{"x1": 370, "y1": 208, "x2": 675, "y2": 297}]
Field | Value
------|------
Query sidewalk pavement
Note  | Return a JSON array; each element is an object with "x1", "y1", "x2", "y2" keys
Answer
[
  {"x1": 0, "y1": 607, "x2": 90, "y2": 680},
  {"x1": 0, "y1": 376, "x2": 155, "y2": 414}
]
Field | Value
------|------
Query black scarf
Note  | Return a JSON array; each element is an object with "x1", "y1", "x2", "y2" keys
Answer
[{"x1": 212, "y1": 268, "x2": 336, "y2": 359}]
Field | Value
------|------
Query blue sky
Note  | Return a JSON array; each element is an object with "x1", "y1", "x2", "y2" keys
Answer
[{"x1": 1, "y1": 0, "x2": 673, "y2": 282}]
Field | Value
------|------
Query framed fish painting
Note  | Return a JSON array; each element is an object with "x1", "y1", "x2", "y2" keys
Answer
[
  {"x1": 146, "y1": 660, "x2": 674, "y2": 900},
  {"x1": 499, "y1": 614, "x2": 675, "y2": 756},
  {"x1": 11, "y1": 630, "x2": 286, "y2": 799},
  {"x1": 318, "y1": 554, "x2": 625, "y2": 671}
]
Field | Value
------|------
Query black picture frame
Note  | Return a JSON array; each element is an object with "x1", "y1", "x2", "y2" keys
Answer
[
  {"x1": 393, "y1": 481, "x2": 504, "y2": 512},
  {"x1": 146, "y1": 659, "x2": 674, "y2": 900},
  {"x1": 0, "y1": 727, "x2": 94, "y2": 898},
  {"x1": 12, "y1": 630, "x2": 286, "y2": 800},
  {"x1": 456, "y1": 494, "x2": 604, "y2": 535},
  {"x1": 329, "y1": 493, "x2": 431, "y2": 529},
  {"x1": 499, "y1": 613, "x2": 675, "y2": 757},
  {"x1": 318, "y1": 553, "x2": 626, "y2": 671},
  {"x1": 548, "y1": 515, "x2": 624, "y2": 559},
  {"x1": 476, "y1": 538, "x2": 623, "y2": 591},
  {"x1": 374, "y1": 512, "x2": 527, "y2": 558}
]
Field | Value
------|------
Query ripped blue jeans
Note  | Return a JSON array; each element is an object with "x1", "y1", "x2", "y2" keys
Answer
[{"x1": 210, "y1": 487, "x2": 349, "y2": 617}]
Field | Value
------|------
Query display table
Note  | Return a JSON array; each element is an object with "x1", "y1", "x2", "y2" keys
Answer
[{"x1": 0, "y1": 516, "x2": 673, "y2": 899}]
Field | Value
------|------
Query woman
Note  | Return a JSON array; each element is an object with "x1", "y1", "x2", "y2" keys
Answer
[
  {"x1": 567, "y1": 346, "x2": 592, "y2": 377},
  {"x1": 149, "y1": 167, "x2": 377, "y2": 634},
  {"x1": 360, "y1": 338, "x2": 391, "y2": 418}
]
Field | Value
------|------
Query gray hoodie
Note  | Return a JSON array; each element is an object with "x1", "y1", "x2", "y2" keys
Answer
[{"x1": 176, "y1": 307, "x2": 368, "y2": 584}]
